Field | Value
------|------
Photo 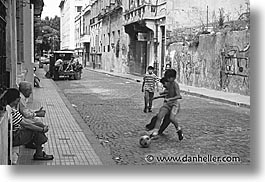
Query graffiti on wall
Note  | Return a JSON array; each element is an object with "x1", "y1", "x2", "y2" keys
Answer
[
  {"x1": 166, "y1": 39, "x2": 250, "y2": 95},
  {"x1": 167, "y1": 45, "x2": 204, "y2": 86},
  {"x1": 220, "y1": 43, "x2": 250, "y2": 92}
]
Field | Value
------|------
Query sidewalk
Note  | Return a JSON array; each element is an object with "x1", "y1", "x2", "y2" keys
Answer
[
  {"x1": 17, "y1": 71, "x2": 113, "y2": 165},
  {"x1": 86, "y1": 68, "x2": 250, "y2": 109}
]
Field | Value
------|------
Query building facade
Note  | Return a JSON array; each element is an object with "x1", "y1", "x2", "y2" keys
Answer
[
  {"x1": 80, "y1": 4, "x2": 91, "y2": 67},
  {"x1": 0, "y1": 0, "x2": 44, "y2": 165},
  {"x1": 77, "y1": 0, "x2": 166, "y2": 77},
  {"x1": 74, "y1": 12, "x2": 83, "y2": 60},
  {"x1": 59, "y1": 0, "x2": 86, "y2": 50},
  {"x1": 123, "y1": 0, "x2": 166, "y2": 77},
  {"x1": 0, "y1": 0, "x2": 44, "y2": 89}
]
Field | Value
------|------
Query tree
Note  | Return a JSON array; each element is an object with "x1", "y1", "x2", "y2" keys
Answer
[{"x1": 34, "y1": 16, "x2": 60, "y2": 55}]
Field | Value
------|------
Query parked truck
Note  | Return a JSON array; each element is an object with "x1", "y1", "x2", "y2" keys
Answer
[{"x1": 48, "y1": 50, "x2": 82, "y2": 81}]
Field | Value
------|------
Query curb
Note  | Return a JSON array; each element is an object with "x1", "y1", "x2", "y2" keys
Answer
[
  {"x1": 180, "y1": 90, "x2": 250, "y2": 109},
  {"x1": 50, "y1": 78, "x2": 115, "y2": 165},
  {"x1": 87, "y1": 68, "x2": 250, "y2": 109}
]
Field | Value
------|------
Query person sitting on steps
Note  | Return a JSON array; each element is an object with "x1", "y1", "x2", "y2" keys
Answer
[
  {"x1": 4, "y1": 88, "x2": 54, "y2": 160},
  {"x1": 18, "y1": 81, "x2": 47, "y2": 149}
]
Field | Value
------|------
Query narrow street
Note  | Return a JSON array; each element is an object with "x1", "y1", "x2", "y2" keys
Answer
[{"x1": 55, "y1": 69, "x2": 250, "y2": 165}]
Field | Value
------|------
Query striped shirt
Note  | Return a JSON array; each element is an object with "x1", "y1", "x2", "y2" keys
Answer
[
  {"x1": 11, "y1": 108, "x2": 23, "y2": 132},
  {"x1": 143, "y1": 73, "x2": 159, "y2": 92}
]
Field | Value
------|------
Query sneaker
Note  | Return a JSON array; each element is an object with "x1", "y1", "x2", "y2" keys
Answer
[
  {"x1": 143, "y1": 108, "x2": 147, "y2": 113},
  {"x1": 150, "y1": 129, "x2": 159, "y2": 140},
  {"x1": 177, "y1": 129, "x2": 184, "y2": 141},
  {"x1": 145, "y1": 126, "x2": 152, "y2": 131},
  {"x1": 148, "y1": 109, "x2": 152, "y2": 112}
]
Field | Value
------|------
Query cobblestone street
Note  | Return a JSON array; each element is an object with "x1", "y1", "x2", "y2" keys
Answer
[{"x1": 55, "y1": 69, "x2": 250, "y2": 165}]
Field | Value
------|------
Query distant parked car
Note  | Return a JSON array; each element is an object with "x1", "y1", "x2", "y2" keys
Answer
[
  {"x1": 35, "y1": 55, "x2": 40, "y2": 62},
  {"x1": 39, "y1": 56, "x2": 50, "y2": 68}
]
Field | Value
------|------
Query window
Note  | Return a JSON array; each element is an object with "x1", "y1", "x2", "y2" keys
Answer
[
  {"x1": 76, "y1": 6, "x2": 82, "y2": 12},
  {"x1": 112, "y1": 31, "x2": 115, "y2": 43},
  {"x1": 151, "y1": 6, "x2": 156, "y2": 12},
  {"x1": 108, "y1": 33, "x2": 110, "y2": 52},
  {"x1": 118, "y1": 30, "x2": 121, "y2": 39}
]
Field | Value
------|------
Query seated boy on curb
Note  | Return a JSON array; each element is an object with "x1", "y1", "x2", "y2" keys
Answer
[{"x1": 150, "y1": 69, "x2": 183, "y2": 141}]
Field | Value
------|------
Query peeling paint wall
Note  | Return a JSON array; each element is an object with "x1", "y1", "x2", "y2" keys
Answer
[
  {"x1": 166, "y1": 30, "x2": 250, "y2": 95},
  {"x1": 101, "y1": 10, "x2": 130, "y2": 74}
]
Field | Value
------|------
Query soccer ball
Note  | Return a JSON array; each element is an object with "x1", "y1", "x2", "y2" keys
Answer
[{"x1": 139, "y1": 135, "x2": 151, "y2": 148}]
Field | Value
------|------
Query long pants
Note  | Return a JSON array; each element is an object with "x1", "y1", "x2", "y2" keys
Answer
[
  {"x1": 12, "y1": 128, "x2": 48, "y2": 147},
  {"x1": 144, "y1": 91, "x2": 154, "y2": 109}
]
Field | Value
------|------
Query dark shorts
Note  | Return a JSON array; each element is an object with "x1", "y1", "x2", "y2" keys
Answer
[{"x1": 12, "y1": 128, "x2": 47, "y2": 147}]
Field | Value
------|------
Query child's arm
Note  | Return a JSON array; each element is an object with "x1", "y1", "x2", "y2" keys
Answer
[
  {"x1": 165, "y1": 95, "x2": 182, "y2": 102},
  {"x1": 159, "y1": 89, "x2": 168, "y2": 95},
  {"x1": 153, "y1": 90, "x2": 167, "y2": 100},
  {"x1": 152, "y1": 94, "x2": 167, "y2": 101},
  {"x1": 142, "y1": 76, "x2": 145, "y2": 92}
]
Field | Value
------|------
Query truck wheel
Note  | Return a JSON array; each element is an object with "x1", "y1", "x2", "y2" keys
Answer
[
  {"x1": 74, "y1": 71, "x2": 81, "y2": 80},
  {"x1": 53, "y1": 72, "x2": 59, "y2": 81}
]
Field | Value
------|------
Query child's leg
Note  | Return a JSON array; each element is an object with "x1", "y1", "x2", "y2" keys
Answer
[
  {"x1": 148, "y1": 92, "x2": 154, "y2": 111},
  {"x1": 158, "y1": 113, "x2": 171, "y2": 134},
  {"x1": 144, "y1": 91, "x2": 149, "y2": 111},
  {"x1": 170, "y1": 104, "x2": 180, "y2": 131},
  {"x1": 170, "y1": 104, "x2": 183, "y2": 140},
  {"x1": 154, "y1": 106, "x2": 170, "y2": 130}
]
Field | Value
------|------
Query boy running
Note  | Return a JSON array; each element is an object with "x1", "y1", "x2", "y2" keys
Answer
[
  {"x1": 142, "y1": 66, "x2": 159, "y2": 113},
  {"x1": 150, "y1": 69, "x2": 183, "y2": 140}
]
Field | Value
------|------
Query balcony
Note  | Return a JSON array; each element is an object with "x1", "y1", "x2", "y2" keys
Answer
[
  {"x1": 123, "y1": 2, "x2": 166, "y2": 26},
  {"x1": 99, "y1": 0, "x2": 122, "y2": 18}
]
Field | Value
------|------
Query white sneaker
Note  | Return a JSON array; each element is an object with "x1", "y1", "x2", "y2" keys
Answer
[{"x1": 150, "y1": 129, "x2": 159, "y2": 139}]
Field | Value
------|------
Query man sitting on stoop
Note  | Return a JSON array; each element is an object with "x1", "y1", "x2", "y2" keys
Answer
[{"x1": 18, "y1": 81, "x2": 48, "y2": 149}]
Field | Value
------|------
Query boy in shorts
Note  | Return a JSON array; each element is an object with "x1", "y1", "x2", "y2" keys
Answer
[{"x1": 150, "y1": 69, "x2": 183, "y2": 140}]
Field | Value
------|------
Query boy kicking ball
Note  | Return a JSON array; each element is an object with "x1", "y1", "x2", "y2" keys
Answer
[{"x1": 150, "y1": 69, "x2": 183, "y2": 141}]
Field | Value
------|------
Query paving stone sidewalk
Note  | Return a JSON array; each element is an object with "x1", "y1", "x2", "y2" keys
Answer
[{"x1": 17, "y1": 77, "x2": 111, "y2": 165}]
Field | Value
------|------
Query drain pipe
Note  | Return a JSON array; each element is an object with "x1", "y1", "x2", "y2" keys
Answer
[{"x1": 154, "y1": 0, "x2": 159, "y2": 76}]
